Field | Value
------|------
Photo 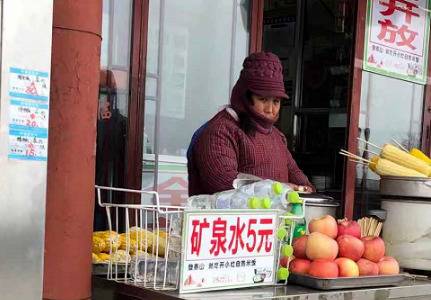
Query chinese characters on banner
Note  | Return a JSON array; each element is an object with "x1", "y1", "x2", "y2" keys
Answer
[
  {"x1": 363, "y1": 0, "x2": 430, "y2": 84},
  {"x1": 8, "y1": 68, "x2": 50, "y2": 161},
  {"x1": 180, "y1": 211, "x2": 278, "y2": 293}
]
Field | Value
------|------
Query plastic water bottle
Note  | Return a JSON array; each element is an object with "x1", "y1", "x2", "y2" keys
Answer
[
  {"x1": 186, "y1": 195, "x2": 215, "y2": 209},
  {"x1": 215, "y1": 190, "x2": 248, "y2": 209},
  {"x1": 239, "y1": 179, "x2": 274, "y2": 196},
  {"x1": 214, "y1": 190, "x2": 272, "y2": 209},
  {"x1": 240, "y1": 180, "x2": 292, "y2": 209}
]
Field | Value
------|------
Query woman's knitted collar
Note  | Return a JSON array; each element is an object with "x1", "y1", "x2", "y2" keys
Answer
[{"x1": 225, "y1": 106, "x2": 273, "y2": 134}]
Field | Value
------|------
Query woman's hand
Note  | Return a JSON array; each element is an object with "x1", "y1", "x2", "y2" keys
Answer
[
  {"x1": 301, "y1": 185, "x2": 315, "y2": 193},
  {"x1": 287, "y1": 183, "x2": 315, "y2": 193}
]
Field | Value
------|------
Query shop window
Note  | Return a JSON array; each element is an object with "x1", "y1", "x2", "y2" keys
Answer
[
  {"x1": 142, "y1": 0, "x2": 250, "y2": 205},
  {"x1": 354, "y1": 72, "x2": 424, "y2": 217},
  {"x1": 95, "y1": 0, "x2": 133, "y2": 230}
]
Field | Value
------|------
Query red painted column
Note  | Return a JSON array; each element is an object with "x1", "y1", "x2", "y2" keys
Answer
[
  {"x1": 344, "y1": 0, "x2": 367, "y2": 219},
  {"x1": 43, "y1": 1, "x2": 102, "y2": 299}
]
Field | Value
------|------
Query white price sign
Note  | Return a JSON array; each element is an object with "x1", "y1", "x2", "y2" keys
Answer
[{"x1": 179, "y1": 210, "x2": 279, "y2": 293}]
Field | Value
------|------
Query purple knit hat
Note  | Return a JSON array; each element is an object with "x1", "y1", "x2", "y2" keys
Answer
[
  {"x1": 242, "y1": 52, "x2": 288, "y2": 99},
  {"x1": 230, "y1": 52, "x2": 288, "y2": 132}
]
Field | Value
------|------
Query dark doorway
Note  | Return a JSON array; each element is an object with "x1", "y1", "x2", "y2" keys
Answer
[{"x1": 263, "y1": 0, "x2": 356, "y2": 198}]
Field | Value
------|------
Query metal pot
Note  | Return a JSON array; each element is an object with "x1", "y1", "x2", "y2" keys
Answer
[
  {"x1": 380, "y1": 176, "x2": 431, "y2": 271},
  {"x1": 300, "y1": 193, "x2": 340, "y2": 224},
  {"x1": 380, "y1": 176, "x2": 431, "y2": 198}
]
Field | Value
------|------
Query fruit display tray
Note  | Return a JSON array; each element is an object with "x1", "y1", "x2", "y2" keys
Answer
[{"x1": 289, "y1": 273, "x2": 406, "y2": 290}]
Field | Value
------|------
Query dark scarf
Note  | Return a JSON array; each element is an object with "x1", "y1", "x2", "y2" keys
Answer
[{"x1": 230, "y1": 77, "x2": 277, "y2": 134}]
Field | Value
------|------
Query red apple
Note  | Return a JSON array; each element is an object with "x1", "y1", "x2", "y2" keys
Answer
[
  {"x1": 292, "y1": 235, "x2": 308, "y2": 259},
  {"x1": 337, "y1": 218, "x2": 361, "y2": 238},
  {"x1": 362, "y1": 236, "x2": 385, "y2": 263},
  {"x1": 308, "y1": 259, "x2": 339, "y2": 278},
  {"x1": 306, "y1": 232, "x2": 339, "y2": 261},
  {"x1": 378, "y1": 256, "x2": 400, "y2": 275},
  {"x1": 335, "y1": 257, "x2": 359, "y2": 277},
  {"x1": 308, "y1": 215, "x2": 338, "y2": 238},
  {"x1": 357, "y1": 258, "x2": 379, "y2": 276},
  {"x1": 279, "y1": 256, "x2": 289, "y2": 268},
  {"x1": 289, "y1": 258, "x2": 311, "y2": 275},
  {"x1": 337, "y1": 235, "x2": 364, "y2": 261}
]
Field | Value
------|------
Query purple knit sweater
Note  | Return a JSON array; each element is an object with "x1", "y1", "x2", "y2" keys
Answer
[{"x1": 188, "y1": 110, "x2": 312, "y2": 196}]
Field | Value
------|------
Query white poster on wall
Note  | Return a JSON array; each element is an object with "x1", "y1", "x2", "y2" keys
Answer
[{"x1": 363, "y1": 0, "x2": 430, "y2": 84}]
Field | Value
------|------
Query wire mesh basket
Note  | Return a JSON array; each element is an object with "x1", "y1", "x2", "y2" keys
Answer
[
  {"x1": 95, "y1": 185, "x2": 184, "y2": 290},
  {"x1": 95, "y1": 185, "x2": 307, "y2": 291}
]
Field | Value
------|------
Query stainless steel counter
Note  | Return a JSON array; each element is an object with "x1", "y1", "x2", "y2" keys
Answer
[{"x1": 93, "y1": 276, "x2": 431, "y2": 300}]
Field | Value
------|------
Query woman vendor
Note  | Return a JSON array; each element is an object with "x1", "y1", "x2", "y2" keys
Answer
[{"x1": 188, "y1": 52, "x2": 314, "y2": 196}]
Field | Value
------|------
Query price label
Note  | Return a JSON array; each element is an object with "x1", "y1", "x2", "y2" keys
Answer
[
  {"x1": 9, "y1": 99, "x2": 49, "y2": 129},
  {"x1": 9, "y1": 67, "x2": 49, "y2": 101},
  {"x1": 8, "y1": 127, "x2": 48, "y2": 161}
]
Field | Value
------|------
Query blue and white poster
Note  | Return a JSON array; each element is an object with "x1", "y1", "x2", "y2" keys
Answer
[
  {"x1": 8, "y1": 67, "x2": 50, "y2": 161},
  {"x1": 9, "y1": 67, "x2": 49, "y2": 101},
  {"x1": 9, "y1": 99, "x2": 49, "y2": 129},
  {"x1": 8, "y1": 127, "x2": 48, "y2": 161}
]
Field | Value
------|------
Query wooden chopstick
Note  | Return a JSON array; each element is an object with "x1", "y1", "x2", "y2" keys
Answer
[{"x1": 357, "y1": 137, "x2": 383, "y2": 150}]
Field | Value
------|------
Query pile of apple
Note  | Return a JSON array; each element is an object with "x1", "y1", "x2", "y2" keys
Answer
[{"x1": 288, "y1": 215, "x2": 400, "y2": 278}]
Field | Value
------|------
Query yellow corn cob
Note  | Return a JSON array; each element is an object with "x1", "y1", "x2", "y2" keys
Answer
[
  {"x1": 119, "y1": 235, "x2": 139, "y2": 254},
  {"x1": 92, "y1": 252, "x2": 102, "y2": 263},
  {"x1": 375, "y1": 158, "x2": 427, "y2": 178},
  {"x1": 369, "y1": 156, "x2": 379, "y2": 172},
  {"x1": 97, "y1": 253, "x2": 111, "y2": 261},
  {"x1": 92, "y1": 236, "x2": 106, "y2": 254},
  {"x1": 381, "y1": 144, "x2": 431, "y2": 176},
  {"x1": 111, "y1": 250, "x2": 131, "y2": 263},
  {"x1": 94, "y1": 231, "x2": 121, "y2": 252},
  {"x1": 157, "y1": 229, "x2": 168, "y2": 239},
  {"x1": 410, "y1": 148, "x2": 431, "y2": 165},
  {"x1": 130, "y1": 227, "x2": 167, "y2": 257}
]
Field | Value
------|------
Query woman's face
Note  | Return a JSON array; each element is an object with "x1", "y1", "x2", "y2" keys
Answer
[{"x1": 250, "y1": 94, "x2": 281, "y2": 120}]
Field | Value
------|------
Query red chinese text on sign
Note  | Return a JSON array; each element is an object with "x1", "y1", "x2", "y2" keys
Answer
[
  {"x1": 186, "y1": 213, "x2": 277, "y2": 260},
  {"x1": 209, "y1": 217, "x2": 227, "y2": 256},
  {"x1": 228, "y1": 217, "x2": 246, "y2": 255},
  {"x1": 377, "y1": 0, "x2": 421, "y2": 50},
  {"x1": 257, "y1": 218, "x2": 274, "y2": 252},
  {"x1": 379, "y1": 0, "x2": 419, "y2": 24},
  {"x1": 377, "y1": 19, "x2": 418, "y2": 49},
  {"x1": 190, "y1": 218, "x2": 210, "y2": 256}
]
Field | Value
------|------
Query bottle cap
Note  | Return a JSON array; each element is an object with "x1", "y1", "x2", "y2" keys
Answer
[
  {"x1": 261, "y1": 197, "x2": 272, "y2": 209},
  {"x1": 291, "y1": 203, "x2": 303, "y2": 216},
  {"x1": 281, "y1": 244, "x2": 293, "y2": 257},
  {"x1": 277, "y1": 267, "x2": 289, "y2": 281},
  {"x1": 288, "y1": 191, "x2": 302, "y2": 204},
  {"x1": 248, "y1": 197, "x2": 260, "y2": 209},
  {"x1": 276, "y1": 227, "x2": 288, "y2": 240},
  {"x1": 272, "y1": 182, "x2": 283, "y2": 195}
]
